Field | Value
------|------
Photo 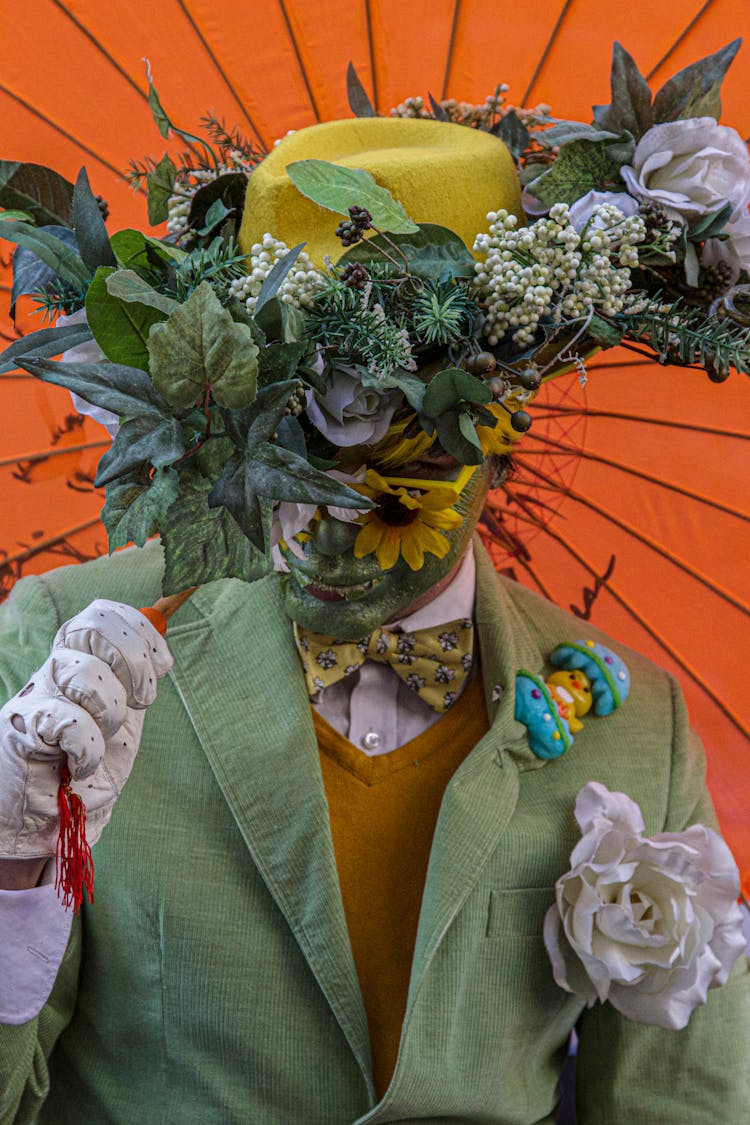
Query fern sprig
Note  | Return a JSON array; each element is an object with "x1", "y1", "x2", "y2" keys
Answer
[{"x1": 616, "y1": 295, "x2": 750, "y2": 379}]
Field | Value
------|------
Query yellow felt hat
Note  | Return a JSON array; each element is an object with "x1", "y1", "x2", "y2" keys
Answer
[{"x1": 239, "y1": 117, "x2": 522, "y2": 265}]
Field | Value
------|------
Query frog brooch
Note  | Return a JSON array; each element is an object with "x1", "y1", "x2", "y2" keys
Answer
[{"x1": 515, "y1": 640, "x2": 630, "y2": 760}]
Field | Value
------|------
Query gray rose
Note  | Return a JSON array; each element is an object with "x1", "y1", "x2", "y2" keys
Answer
[{"x1": 305, "y1": 364, "x2": 400, "y2": 447}]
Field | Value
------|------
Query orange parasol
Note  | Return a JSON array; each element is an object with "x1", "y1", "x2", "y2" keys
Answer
[{"x1": 1, "y1": 0, "x2": 748, "y2": 893}]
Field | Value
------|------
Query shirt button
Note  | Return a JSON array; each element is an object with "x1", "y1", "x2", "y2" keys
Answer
[{"x1": 362, "y1": 730, "x2": 381, "y2": 751}]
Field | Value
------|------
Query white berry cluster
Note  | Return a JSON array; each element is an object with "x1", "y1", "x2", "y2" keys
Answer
[
  {"x1": 473, "y1": 203, "x2": 646, "y2": 347},
  {"x1": 166, "y1": 151, "x2": 259, "y2": 240},
  {"x1": 228, "y1": 233, "x2": 325, "y2": 313}
]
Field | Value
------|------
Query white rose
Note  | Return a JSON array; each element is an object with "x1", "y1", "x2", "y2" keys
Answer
[
  {"x1": 702, "y1": 209, "x2": 750, "y2": 286},
  {"x1": 270, "y1": 469, "x2": 368, "y2": 570},
  {"x1": 306, "y1": 364, "x2": 400, "y2": 447},
  {"x1": 58, "y1": 310, "x2": 120, "y2": 437},
  {"x1": 620, "y1": 117, "x2": 750, "y2": 222},
  {"x1": 543, "y1": 781, "x2": 746, "y2": 1030},
  {"x1": 568, "y1": 191, "x2": 640, "y2": 233}
]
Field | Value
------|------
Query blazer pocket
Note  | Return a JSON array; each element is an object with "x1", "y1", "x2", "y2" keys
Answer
[{"x1": 486, "y1": 887, "x2": 556, "y2": 939}]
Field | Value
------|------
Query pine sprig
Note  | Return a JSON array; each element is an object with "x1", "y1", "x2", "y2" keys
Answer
[{"x1": 617, "y1": 296, "x2": 750, "y2": 379}]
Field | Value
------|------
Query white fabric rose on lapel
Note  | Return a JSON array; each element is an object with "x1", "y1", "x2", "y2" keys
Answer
[
  {"x1": 543, "y1": 781, "x2": 745, "y2": 1030},
  {"x1": 620, "y1": 118, "x2": 750, "y2": 222}
]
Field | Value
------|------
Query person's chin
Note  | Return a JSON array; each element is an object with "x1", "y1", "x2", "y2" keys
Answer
[{"x1": 280, "y1": 571, "x2": 404, "y2": 638}]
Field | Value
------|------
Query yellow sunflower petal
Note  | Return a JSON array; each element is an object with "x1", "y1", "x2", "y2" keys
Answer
[
  {"x1": 376, "y1": 529, "x2": 402, "y2": 570},
  {"x1": 423, "y1": 508, "x2": 464, "y2": 530},
  {"x1": 354, "y1": 519, "x2": 385, "y2": 559},
  {"x1": 414, "y1": 524, "x2": 451, "y2": 558},
  {"x1": 400, "y1": 533, "x2": 425, "y2": 571}
]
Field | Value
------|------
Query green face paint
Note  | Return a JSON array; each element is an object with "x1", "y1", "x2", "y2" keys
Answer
[{"x1": 280, "y1": 458, "x2": 494, "y2": 640}]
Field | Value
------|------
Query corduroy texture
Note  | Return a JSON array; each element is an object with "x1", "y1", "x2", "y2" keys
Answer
[
  {"x1": 0, "y1": 539, "x2": 748, "y2": 1124},
  {"x1": 238, "y1": 117, "x2": 522, "y2": 265},
  {"x1": 316, "y1": 676, "x2": 489, "y2": 1097}
]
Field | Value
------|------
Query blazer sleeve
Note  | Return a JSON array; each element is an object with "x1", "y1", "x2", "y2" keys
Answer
[
  {"x1": 0, "y1": 575, "x2": 83, "y2": 1125},
  {"x1": 574, "y1": 677, "x2": 750, "y2": 1125}
]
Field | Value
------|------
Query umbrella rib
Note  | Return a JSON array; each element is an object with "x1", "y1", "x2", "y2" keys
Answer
[
  {"x1": 513, "y1": 460, "x2": 750, "y2": 617},
  {"x1": 645, "y1": 0, "x2": 717, "y2": 81},
  {"x1": 543, "y1": 518, "x2": 750, "y2": 740},
  {"x1": 364, "y1": 0, "x2": 379, "y2": 113},
  {"x1": 524, "y1": 433, "x2": 750, "y2": 521},
  {"x1": 441, "y1": 0, "x2": 463, "y2": 100},
  {"x1": 0, "y1": 441, "x2": 109, "y2": 469},
  {"x1": 174, "y1": 0, "x2": 269, "y2": 150},
  {"x1": 0, "y1": 84, "x2": 122, "y2": 178},
  {"x1": 0, "y1": 518, "x2": 102, "y2": 568},
  {"x1": 480, "y1": 507, "x2": 555, "y2": 601},
  {"x1": 277, "y1": 0, "x2": 322, "y2": 123},
  {"x1": 531, "y1": 404, "x2": 750, "y2": 440},
  {"x1": 521, "y1": 0, "x2": 575, "y2": 106},
  {"x1": 50, "y1": 0, "x2": 148, "y2": 102}
]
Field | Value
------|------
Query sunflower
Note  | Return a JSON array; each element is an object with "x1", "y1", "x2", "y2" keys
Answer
[{"x1": 353, "y1": 470, "x2": 464, "y2": 571}]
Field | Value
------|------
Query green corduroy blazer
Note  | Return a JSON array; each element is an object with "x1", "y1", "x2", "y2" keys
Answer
[{"x1": 0, "y1": 540, "x2": 748, "y2": 1124}]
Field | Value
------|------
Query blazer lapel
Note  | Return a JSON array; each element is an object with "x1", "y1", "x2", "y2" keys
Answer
[{"x1": 164, "y1": 576, "x2": 374, "y2": 1095}]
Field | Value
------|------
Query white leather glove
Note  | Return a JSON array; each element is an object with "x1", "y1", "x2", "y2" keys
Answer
[{"x1": 0, "y1": 599, "x2": 173, "y2": 859}]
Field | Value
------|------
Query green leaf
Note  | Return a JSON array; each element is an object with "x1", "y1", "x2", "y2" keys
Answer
[
  {"x1": 422, "y1": 368, "x2": 491, "y2": 420},
  {"x1": 492, "y1": 110, "x2": 529, "y2": 161},
  {"x1": 688, "y1": 202, "x2": 733, "y2": 242},
  {"x1": 526, "y1": 134, "x2": 635, "y2": 207},
  {"x1": 346, "y1": 61, "x2": 377, "y2": 118},
  {"x1": 253, "y1": 243, "x2": 305, "y2": 316},
  {"x1": 86, "y1": 266, "x2": 168, "y2": 370},
  {"x1": 588, "y1": 314, "x2": 623, "y2": 347},
  {"x1": 357, "y1": 365, "x2": 426, "y2": 412},
  {"x1": 652, "y1": 39, "x2": 741, "y2": 123},
  {"x1": 258, "y1": 341, "x2": 307, "y2": 386},
  {"x1": 110, "y1": 228, "x2": 187, "y2": 274},
  {"x1": 0, "y1": 322, "x2": 93, "y2": 375},
  {"x1": 286, "y1": 159, "x2": 419, "y2": 234},
  {"x1": 0, "y1": 220, "x2": 89, "y2": 286},
  {"x1": 0, "y1": 162, "x2": 74, "y2": 227},
  {"x1": 435, "y1": 411, "x2": 484, "y2": 465},
  {"x1": 18, "y1": 355, "x2": 170, "y2": 419},
  {"x1": 187, "y1": 172, "x2": 248, "y2": 232},
  {"x1": 160, "y1": 469, "x2": 272, "y2": 594},
  {"x1": 593, "y1": 42, "x2": 653, "y2": 139},
  {"x1": 196, "y1": 197, "x2": 233, "y2": 237},
  {"x1": 8, "y1": 224, "x2": 80, "y2": 318},
  {"x1": 254, "y1": 296, "x2": 306, "y2": 343},
  {"x1": 147, "y1": 281, "x2": 259, "y2": 410},
  {"x1": 536, "y1": 123, "x2": 622, "y2": 148},
  {"x1": 105, "y1": 269, "x2": 178, "y2": 315},
  {"x1": 0, "y1": 209, "x2": 34, "y2": 222},
  {"x1": 95, "y1": 413, "x2": 185, "y2": 487},
  {"x1": 72, "y1": 167, "x2": 116, "y2": 271},
  {"x1": 338, "y1": 223, "x2": 475, "y2": 282},
  {"x1": 102, "y1": 468, "x2": 180, "y2": 550},
  {"x1": 146, "y1": 154, "x2": 177, "y2": 225}
]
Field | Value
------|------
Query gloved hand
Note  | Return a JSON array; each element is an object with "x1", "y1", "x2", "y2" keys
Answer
[{"x1": 0, "y1": 599, "x2": 173, "y2": 859}]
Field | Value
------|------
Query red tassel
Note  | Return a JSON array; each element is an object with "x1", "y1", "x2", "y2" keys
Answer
[{"x1": 55, "y1": 764, "x2": 94, "y2": 913}]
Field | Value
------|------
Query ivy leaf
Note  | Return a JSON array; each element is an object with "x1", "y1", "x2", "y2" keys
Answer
[
  {"x1": 95, "y1": 413, "x2": 185, "y2": 487},
  {"x1": 18, "y1": 356, "x2": 171, "y2": 419},
  {"x1": 253, "y1": 243, "x2": 304, "y2": 316},
  {"x1": 286, "y1": 159, "x2": 419, "y2": 234},
  {"x1": 526, "y1": 134, "x2": 635, "y2": 207},
  {"x1": 160, "y1": 469, "x2": 272, "y2": 594},
  {"x1": 346, "y1": 61, "x2": 376, "y2": 118},
  {"x1": 338, "y1": 223, "x2": 475, "y2": 282},
  {"x1": 86, "y1": 266, "x2": 169, "y2": 370},
  {"x1": 493, "y1": 109, "x2": 529, "y2": 161},
  {"x1": 652, "y1": 39, "x2": 741, "y2": 123},
  {"x1": 0, "y1": 220, "x2": 89, "y2": 286},
  {"x1": 105, "y1": 269, "x2": 178, "y2": 315},
  {"x1": 8, "y1": 224, "x2": 79, "y2": 319},
  {"x1": 102, "y1": 468, "x2": 180, "y2": 550},
  {"x1": 0, "y1": 322, "x2": 93, "y2": 375},
  {"x1": 593, "y1": 42, "x2": 653, "y2": 139},
  {"x1": 147, "y1": 281, "x2": 259, "y2": 410},
  {"x1": 72, "y1": 167, "x2": 116, "y2": 270},
  {"x1": 146, "y1": 153, "x2": 177, "y2": 225},
  {"x1": 257, "y1": 341, "x2": 307, "y2": 386},
  {"x1": 0, "y1": 161, "x2": 74, "y2": 227}
]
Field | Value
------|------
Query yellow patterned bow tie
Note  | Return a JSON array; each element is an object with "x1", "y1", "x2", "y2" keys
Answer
[{"x1": 294, "y1": 618, "x2": 474, "y2": 713}]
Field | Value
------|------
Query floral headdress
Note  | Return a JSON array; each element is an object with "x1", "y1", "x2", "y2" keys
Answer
[{"x1": 1, "y1": 40, "x2": 748, "y2": 593}]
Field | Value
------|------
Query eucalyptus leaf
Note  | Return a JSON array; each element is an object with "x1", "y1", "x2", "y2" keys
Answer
[
  {"x1": 72, "y1": 167, "x2": 116, "y2": 270},
  {"x1": 422, "y1": 367, "x2": 491, "y2": 420},
  {"x1": 102, "y1": 468, "x2": 180, "y2": 550},
  {"x1": 688, "y1": 202, "x2": 733, "y2": 242},
  {"x1": 0, "y1": 220, "x2": 88, "y2": 286},
  {"x1": 160, "y1": 469, "x2": 272, "y2": 593},
  {"x1": 147, "y1": 281, "x2": 259, "y2": 410},
  {"x1": 588, "y1": 314, "x2": 623, "y2": 347},
  {"x1": 105, "y1": 269, "x2": 178, "y2": 315},
  {"x1": 592, "y1": 42, "x2": 653, "y2": 139},
  {"x1": 526, "y1": 134, "x2": 635, "y2": 208},
  {"x1": 110, "y1": 228, "x2": 187, "y2": 273},
  {"x1": 253, "y1": 243, "x2": 305, "y2": 316},
  {"x1": 0, "y1": 322, "x2": 93, "y2": 375},
  {"x1": 196, "y1": 197, "x2": 233, "y2": 236},
  {"x1": 0, "y1": 161, "x2": 74, "y2": 227},
  {"x1": 95, "y1": 413, "x2": 185, "y2": 486},
  {"x1": 652, "y1": 39, "x2": 741, "y2": 123},
  {"x1": 286, "y1": 159, "x2": 419, "y2": 234},
  {"x1": 435, "y1": 412, "x2": 484, "y2": 465},
  {"x1": 146, "y1": 153, "x2": 178, "y2": 225},
  {"x1": 493, "y1": 110, "x2": 529, "y2": 161},
  {"x1": 254, "y1": 296, "x2": 306, "y2": 343},
  {"x1": 144, "y1": 64, "x2": 207, "y2": 153},
  {"x1": 18, "y1": 356, "x2": 171, "y2": 419},
  {"x1": 9, "y1": 224, "x2": 79, "y2": 318},
  {"x1": 86, "y1": 266, "x2": 168, "y2": 370},
  {"x1": 338, "y1": 223, "x2": 474, "y2": 282},
  {"x1": 536, "y1": 123, "x2": 622, "y2": 148},
  {"x1": 187, "y1": 172, "x2": 248, "y2": 232},
  {"x1": 346, "y1": 61, "x2": 377, "y2": 118}
]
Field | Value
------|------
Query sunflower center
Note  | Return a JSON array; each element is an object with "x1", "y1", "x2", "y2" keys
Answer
[{"x1": 375, "y1": 492, "x2": 420, "y2": 527}]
